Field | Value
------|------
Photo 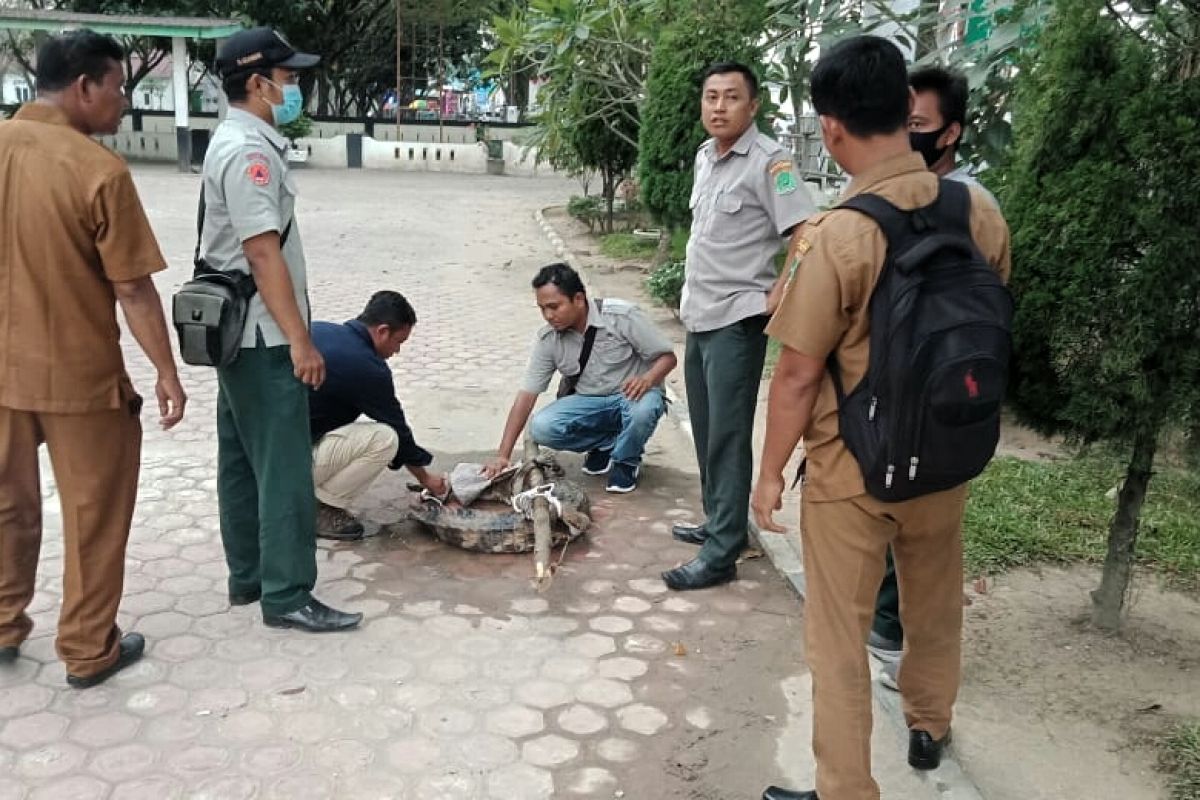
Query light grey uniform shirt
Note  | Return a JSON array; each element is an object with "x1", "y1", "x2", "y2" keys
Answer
[
  {"x1": 681, "y1": 125, "x2": 816, "y2": 333},
  {"x1": 200, "y1": 108, "x2": 308, "y2": 349},
  {"x1": 522, "y1": 297, "x2": 675, "y2": 397},
  {"x1": 946, "y1": 164, "x2": 999, "y2": 208}
]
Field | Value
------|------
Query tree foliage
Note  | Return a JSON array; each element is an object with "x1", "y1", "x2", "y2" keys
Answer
[
  {"x1": 637, "y1": 0, "x2": 768, "y2": 234},
  {"x1": 489, "y1": 0, "x2": 652, "y2": 231},
  {"x1": 1004, "y1": 0, "x2": 1200, "y2": 629}
]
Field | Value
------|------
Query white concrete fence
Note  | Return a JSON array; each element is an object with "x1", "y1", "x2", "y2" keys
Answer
[{"x1": 97, "y1": 131, "x2": 549, "y2": 177}]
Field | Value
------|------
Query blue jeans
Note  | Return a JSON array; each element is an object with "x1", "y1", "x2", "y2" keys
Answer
[{"x1": 529, "y1": 390, "x2": 666, "y2": 467}]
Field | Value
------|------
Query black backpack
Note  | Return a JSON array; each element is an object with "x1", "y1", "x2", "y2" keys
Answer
[{"x1": 829, "y1": 178, "x2": 1013, "y2": 502}]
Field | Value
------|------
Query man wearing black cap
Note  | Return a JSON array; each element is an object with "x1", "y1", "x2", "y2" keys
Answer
[{"x1": 201, "y1": 28, "x2": 361, "y2": 633}]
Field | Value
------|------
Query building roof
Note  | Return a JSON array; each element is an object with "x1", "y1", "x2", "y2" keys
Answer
[{"x1": 0, "y1": 9, "x2": 242, "y2": 39}]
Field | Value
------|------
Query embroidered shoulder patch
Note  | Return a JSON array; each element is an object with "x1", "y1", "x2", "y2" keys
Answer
[{"x1": 246, "y1": 160, "x2": 271, "y2": 186}]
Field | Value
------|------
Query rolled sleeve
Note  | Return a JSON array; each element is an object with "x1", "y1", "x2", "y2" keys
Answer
[
  {"x1": 221, "y1": 147, "x2": 285, "y2": 243},
  {"x1": 93, "y1": 171, "x2": 166, "y2": 283},
  {"x1": 521, "y1": 333, "x2": 558, "y2": 395},
  {"x1": 766, "y1": 224, "x2": 857, "y2": 361},
  {"x1": 763, "y1": 153, "x2": 817, "y2": 236}
]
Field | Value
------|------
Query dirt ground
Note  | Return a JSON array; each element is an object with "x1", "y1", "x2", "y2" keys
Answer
[{"x1": 552, "y1": 204, "x2": 1200, "y2": 800}]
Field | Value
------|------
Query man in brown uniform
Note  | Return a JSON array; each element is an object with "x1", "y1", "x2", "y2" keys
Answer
[
  {"x1": 750, "y1": 37, "x2": 1010, "y2": 800},
  {"x1": 0, "y1": 31, "x2": 186, "y2": 688}
]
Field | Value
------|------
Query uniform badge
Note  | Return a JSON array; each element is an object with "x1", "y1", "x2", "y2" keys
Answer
[
  {"x1": 769, "y1": 160, "x2": 798, "y2": 195},
  {"x1": 247, "y1": 160, "x2": 271, "y2": 186},
  {"x1": 785, "y1": 237, "x2": 812, "y2": 289}
]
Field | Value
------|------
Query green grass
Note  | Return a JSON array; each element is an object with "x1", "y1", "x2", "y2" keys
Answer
[
  {"x1": 1161, "y1": 722, "x2": 1200, "y2": 800},
  {"x1": 598, "y1": 229, "x2": 689, "y2": 262},
  {"x1": 963, "y1": 454, "x2": 1200, "y2": 591}
]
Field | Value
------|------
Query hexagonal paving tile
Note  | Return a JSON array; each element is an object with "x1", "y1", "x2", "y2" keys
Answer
[
  {"x1": 486, "y1": 763, "x2": 554, "y2": 800},
  {"x1": 566, "y1": 633, "x2": 616, "y2": 659},
  {"x1": 556, "y1": 704, "x2": 608, "y2": 736},
  {"x1": 563, "y1": 766, "x2": 619, "y2": 795},
  {"x1": 617, "y1": 703, "x2": 669, "y2": 735},
  {"x1": 0, "y1": 684, "x2": 54, "y2": 719},
  {"x1": 68, "y1": 712, "x2": 141, "y2": 748},
  {"x1": 16, "y1": 742, "x2": 87, "y2": 779},
  {"x1": 597, "y1": 657, "x2": 649, "y2": 682},
  {"x1": 589, "y1": 616, "x2": 634, "y2": 634},
  {"x1": 109, "y1": 774, "x2": 185, "y2": 800},
  {"x1": 88, "y1": 743, "x2": 158, "y2": 782},
  {"x1": 28, "y1": 775, "x2": 109, "y2": 800},
  {"x1": 0, "y1": 712, "x2": 69, "y2": 749},
  {"x1": 540, "y1": 656, "x2": 594, "y2": 684},
  {"x1": 514, "y1": 679, "x2": 573, "y2": 710},
  {"x1": 597, "y1": 736, "x2": 640, "y2": 763},
  {"x1": 454, "y1": 733, "x2": 518, "y2": 768},
  {"x1": 419, "y1": 706, "x2": 478, "y2": 738},
  {"x1": 521, "y1": 734, "x2": 580, "y2": 767},
  {"x1": 386, "y1": 735, "x2": 446, "y2": 773},
  {"x1": 575, "y1": 678, "x2": 634, "y2": 709},
  {"x1": 484, "y1": 704, "x2": 544, "y2": 739},
  {"x1": 612, "y1": 596, "x2": 653, "y2": 614}
]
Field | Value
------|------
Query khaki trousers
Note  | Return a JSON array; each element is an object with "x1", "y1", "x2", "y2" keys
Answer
[
  {"x1": 312, "y1": 422, "x2": 398, "y2": 509},
  {"x1": 801, "y1": 486, "x2": 968, "y2": 800},
  {"x1": 0, "y1": 400, "x2": 141, "y2": 677}
]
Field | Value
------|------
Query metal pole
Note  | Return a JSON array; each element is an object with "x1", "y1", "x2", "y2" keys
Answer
[{"x1": 171, "y1": 37, "x2": 190, "y2": 172}]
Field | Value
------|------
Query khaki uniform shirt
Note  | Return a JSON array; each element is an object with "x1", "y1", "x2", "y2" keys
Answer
[
  {"x1": 523, "y1": 297, "x2": 675, "y2": 397},
  {"x1": 200, "y1": 108, "x2": 308, "y2": 349},
  {"x1": 767, "y1": 153, "x2": 1011, "y2": 502},
  {"x1": 0, "y1": 104, "x2": 165, "y2": 413},
  {"x1": 682, "y1": 125, "x2": 816, "y2": 333}
]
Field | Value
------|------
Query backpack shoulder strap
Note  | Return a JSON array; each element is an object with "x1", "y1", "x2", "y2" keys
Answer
[
  {"x1": 932, "y1": 177, "x2": 974, "y2": 235},
  {"x1": 838, "y1": 192, "x2": 914, "y2": 253},
  {"x1": 193, "y1": 186, "x2": 205, "y2": 268}
]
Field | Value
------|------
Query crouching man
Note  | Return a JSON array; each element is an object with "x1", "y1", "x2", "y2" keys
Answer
[
  {"x1": 484, "y1": 263, "x2": 677, "y2": 493},
  {"x1": 309, "y1": 291, "x2": 447, "y2": 539}
]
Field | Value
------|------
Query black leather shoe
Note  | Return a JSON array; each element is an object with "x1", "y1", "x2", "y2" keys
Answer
[
  {"x1": 908, "y1": 728, "x2": 951, "y2": 770},
  {"x1": 263, "y1": 598, "x2": 363, "y2": 633},
  {"x1": 66, "y1": 632, "x2": 145, "y2": 689},
  {"x1": 671, "y1": 522, "x2": 709, "y2": 545},
  {"x1": 661, "y1": 557, "x2": 736, "y2": 591},
  {"x1": 763, "y1": 788, "x2": 818, "y2": 800},
  {"x1": 229, "y1": 589, "x2": 262, "y2": 606},
  {"x1": 0, "y1": 645, "x2": 18, "y2": 664}
]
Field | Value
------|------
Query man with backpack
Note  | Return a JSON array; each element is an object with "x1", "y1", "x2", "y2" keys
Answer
[
  {"x1": 751, "y1": 36, "x2": 1011, "y2": 800},
  {"x1": 870, "y1": 64, "x2": 1002, "y2": 676}
]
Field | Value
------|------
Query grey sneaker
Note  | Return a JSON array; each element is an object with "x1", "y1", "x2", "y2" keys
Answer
[{"x1": 316, "y1": 502, "x2": 365, "y2": 541}]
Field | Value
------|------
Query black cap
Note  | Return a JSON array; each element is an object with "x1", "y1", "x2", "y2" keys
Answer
[{"x1": 215, "y1": 27, "x2": 319, "y2": 78}]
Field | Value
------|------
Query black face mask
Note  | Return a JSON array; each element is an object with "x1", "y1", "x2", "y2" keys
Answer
[{"x1": 910, "y1": 124, "x2": 951, "y2": 167}]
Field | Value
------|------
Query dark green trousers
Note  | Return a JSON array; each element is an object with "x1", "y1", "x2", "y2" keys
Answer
[
  {"x1": 216, "y1": 345, "x2": 316, "y2": 616},
  {"x1": 685, "y1": 315, "x2": 770, "y2": 571},
  {"x1": 872, "y1": 545, "x2": 903, "y2": 644}
]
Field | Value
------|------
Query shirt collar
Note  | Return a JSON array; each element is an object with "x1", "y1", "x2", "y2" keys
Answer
[
  {"x1": 705, "y1": 124, "x2": 758, "y2": 163},
  {"x1": 840, "y1": 152, "x2": 929, "y2": 201},
  {"x1": 12, "y1": 102, "x2": 73, "y2": 128},
  {"x1": 345, "y1": 319, "x2": 377, "y2": 351},
  {"x1": 585, "y1": 296, "x2": 609, "y2": 330},
  {"x1": 226, "y1": 107, "x2": 288, "y2": 152}
]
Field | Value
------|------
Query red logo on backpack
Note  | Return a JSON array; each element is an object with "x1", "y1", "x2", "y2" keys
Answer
[{"x1": 964, "y1": 370, "x2": 980, "y2": 399}]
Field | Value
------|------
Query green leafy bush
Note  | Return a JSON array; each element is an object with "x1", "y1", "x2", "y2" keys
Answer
[{"x1": 645, "y1": 260, "x2": 685, "y2": 309}]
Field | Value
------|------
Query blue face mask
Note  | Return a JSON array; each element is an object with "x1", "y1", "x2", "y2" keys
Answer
[{"x1": 264, "y1": 79, "x2": 303, "y2": 127}]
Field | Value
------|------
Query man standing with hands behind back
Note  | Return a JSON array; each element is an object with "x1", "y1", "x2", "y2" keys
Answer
[
  {"x1": 202, "y1": 28, "x2": 360, "y2": 634},
  {"x1": 0, "y1": 30, "x2": 186, "y2": 687},
  {"x1": 664, "y1": 62, "x2": 815, "y2": 591}
]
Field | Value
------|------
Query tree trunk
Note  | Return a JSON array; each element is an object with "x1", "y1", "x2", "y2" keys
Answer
[
  {"x1": 602, "y1": 167, "x2": 617, "y2": 235},
  {"x1": 653, "y1": 226, "x2": 673, "y2": 267},
  {"x1": 1091, "y1": 426, "x2": 1158, "y2": 631}
]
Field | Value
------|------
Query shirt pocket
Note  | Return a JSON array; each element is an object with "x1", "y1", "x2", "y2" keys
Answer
[
  {"x1": 592, "y1": 334, "x2": 633, "y2": 367},
  {"x1": 707, "y1": 190, "x2": 746, "y2": 243}
]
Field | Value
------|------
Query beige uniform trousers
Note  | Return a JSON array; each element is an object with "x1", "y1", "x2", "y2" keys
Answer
[
  {"x1": 0, "y1": 401, "x2": 142, "y2": 678},
  {"x1": 801, "y1": 485, "x2": 968, "y2": 800},
  {"x1": 312, "y1": 422, "x2": 399, "y2": 509}
]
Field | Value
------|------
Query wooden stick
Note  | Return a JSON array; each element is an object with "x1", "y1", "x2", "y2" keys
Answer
[{"x1": 523, "y1": 432, "x2": 552, "y2": 587}]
